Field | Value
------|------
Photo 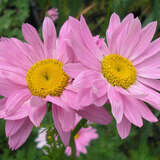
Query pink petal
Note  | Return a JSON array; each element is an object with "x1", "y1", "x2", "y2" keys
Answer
[
  {"x1": 80, "y1": 15, "x2": 103, "y2": 60},
  {"x1": 42, "y1": 17, "x2": 56, "y2": 59},
  {"x1": 116, "y1": 116, "x2": 131, "y2": 139},
  {"x1": 108, "y1": 85, "x2": 124, "y2": 123},
  {"x1": 0, "y1": 78, "x2": 25, "y2": 97},
  {"x1": 56, "y1": 39, "x2": 75, "y2": 64},
  {"x1": 137, "y1": 77, "x2": 160, "y2": 91},
  {"x1": 60, "y1": 90, "x2": 81, "y2": 110},
  {"x1": 130, "y1": 21, "x2": 157, "y2": 62},
  {"x1": 5, "y1": 89, "x2": 31, "y2": 115},
  {"x1": 137, "y1": 68, "x2": 160, "y2": 79},
  {"x1": 93, "y1": 95, "x2": 108, "y2": 106},
  {"x1": 76, "y1": 88, "x2": 93, "y2": 107},
  {"x1": 123, "y1": 95, "x2": 143, "y2": 127},
  {"x1": 133, "y1": 38, "x2": 160, "y2": 66},
  {"x1": 4, "y1": 103, "x2": 30, "y2": 120},
  {"x1": 8, "y1": 117, "x2": 33, "y2": 150},
  {"x1": 57, "y1": 107, "x2": 75, "y2": 132},
  {"x1": 0, "y1": 64, "x2": 27, "y2": 86},
  {"x1": 122, "y1": 18, "x2": 141, "y2": 58},
  {"x1": 46, "y1": 95, "x2": 69, "y2": 110},
  {"x1": 22, "y1": 23, "x2": 45, "y2": 60},
  {"x1": 5, "y1": 118, "x2": 26, "y2": 137},
  {"x1": 92, "y1": 79, "x2": 107, "y2": 98},
  {"x1": 135, "y1": 83, "x2": 160, "y2": 110},
  {"x1": 52, "y1": 105, "x2": 70, "y2": 145},
  {"x1": 73, "y1": 70, "x2": 101, "y2": 89},
  {"x1": 29, "y1": 104, "x2": 46, "y2": 127},
  {"x1": 30, "y1": 96, "x2": 46, "y2": 107},
  {"x1": 77, "y1": 105, "x2": 112, "y2": 125},
  {"x1": 133, "y1": 100, "x2": 158, "y2": 122},
  {"x1": 106, "y1": 13, "x2": 120, "y2": 43},
  {"x1": 59, "y1": 20, "x2": 70, "y2": 39},
  {"x1": 68, "y1": 17, "x2": 101, "y2": 71},
  {"x1": 63, "y1": 63, "x2": 87, "y2": 78}
]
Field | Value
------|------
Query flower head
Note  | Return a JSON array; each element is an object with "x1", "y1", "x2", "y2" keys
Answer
[
  {"x1": 65, "y1": 13, "x2": 160, "y2": 138},
  {"x1": 47, "y1": 8, "x2": 58, "y2": 21}
]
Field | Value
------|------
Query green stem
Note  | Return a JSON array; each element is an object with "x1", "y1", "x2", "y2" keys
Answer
[{"x1": 70, "y1": 118, "x2": 87, "y2": 159}]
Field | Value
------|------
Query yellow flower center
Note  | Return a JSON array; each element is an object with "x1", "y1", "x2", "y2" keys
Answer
[
  {"x1": 101, "y1": 54, "x2": 136, "y2": 89},
  {"x1": 74, "y1": 133, "x2": 79, "y2": 139},
  {"x1": 26, "y1": 59, "x2": 69, "y2": 98}
]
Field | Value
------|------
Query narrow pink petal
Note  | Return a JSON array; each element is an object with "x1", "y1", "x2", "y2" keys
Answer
[
  {"x1": 73, "y1": 70, "x2": 101, "y2": 89},
  {"x1": 4, "y1": 103, "x2": 30, "y2": 120},
  {"x1": 137, "y1": 68, "x2": 160, "y2": 79},
  {"x1": 59, "y1": 20, "x2": 70, "y2": 39},
  {"x1": 80, "y1": 15, "x2": 103, "y2": 60},
  {"x1": 57, "y1": 107, "x2": 75, "y2": 132},
  {"x1": 0, "y1": 38, "x2": 32, "y2": 70},
  {"x1": 22, "y1": 23, "x2": 45, "y2": 60},
  {"x1": 108, "y1": 13, "x2": 134, "y2": 53},
  {"x1": 68, "y1": 17, "x2": 101, "y2": 71},
  {"x1": 130, "y1": 21, "x2": 157, "y2": 61},
  {"x1": 29, "y1": 104, "x2": 46, "y2": 127},
  {"x1": 63, "y1": 63, "x2": 87, "y2": 78},
  {"x1": 76, "y1": 88, "x2": 93, "y2": 107},
  {"x1": 133, "y1": 100, "x2": 158, "y2": 122},
  {"x1": 8, "y1": 117, "x2": 33, "y2": 150},
  {"x1": 127, "y1": 82, "x2": 148, "y2": 98},
  {"x1": 108, "y1": 85, "x2": 124, "y2": 123},
  {"x1": 93, "y1": 95, "x2": 108, "y2": 107},
  {"x1": 106, "y1": 13, "x2": 120, "y2": 43},
  {"x1": 60, "y1": 90, "x2": 81, "y2": 110},
  {"x1": 77, "y1": 105, "x2": 112, "y2": 125},
  {"x1": 52, "y1": 105, "x2": 71, "y2": 145},
  {"x1": 46, "y1": 95, "x2": 69, "y2": 110},
  {"x1": 134, "y1": 83, "x2": 160, "y2": 110},
  {"x1": 5, "y1": 119, "x2": 26, "y2": 137},
  {"x1": 42, "y1": 17, "x2": 56, "y2": 59},
  {"x1": 0, "y1": 78, "x2": 25, "y2": 97},
  {"x1": 122, "y1": 18, "x2": 141, "y2": 58},
  {"x1": 137, "y1": 77, "x2": 160, "y2": 91},
  {"x1": 5, "y1": 89, "x2": 31, "y2": 115},
  {"x1": 117, "y1": 116, "x2": 131, "y2": 139},
  {"x1": 123, "y1": 95, "x2": 143, "y2": 127},
  {"x1": 0, "y1": 64, "x2": 27, "y2": 86},
  {"x1": 30, "y1": 96, "x2": 46, "y2": 107},
  {"x1": 92, "y1": 79, "x2": 107, "y2": 98},
  {"x1": 56, "y1": 39, "x2": 76, "y2": 64},
  {"x1": 133, "y1": 38, "x2": 160, "y2": 66},
  {"x1": 135, "y1": 52, "x2": 160, "y2": 70}
]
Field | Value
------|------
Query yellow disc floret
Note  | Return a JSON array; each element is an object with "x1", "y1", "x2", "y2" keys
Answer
[
  {"x1": 26, "y1": 59, "x2": 69, "y2": 98},
  {"x1": 74, "y1": 133, "x2": 79, "y2": 139},
  {"x1": 101, "y1": 54, "x2": 136, "y2": 89}
]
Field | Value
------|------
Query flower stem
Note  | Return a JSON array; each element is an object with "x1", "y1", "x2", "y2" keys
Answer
[{"x1": 70, "y1": 118, "x2": 87, "y2": 159}]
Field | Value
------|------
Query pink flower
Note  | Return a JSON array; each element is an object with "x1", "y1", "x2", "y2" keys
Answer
[
  {"x1": 0, "y1": 17, "x2": 112, "y2": 149},
  {"x1": 64, "y1": 13, "x2": 160, "y2": 139},
  {"x1": 65, "y1": 115, "x2": 98, "y2": 157},
  {"x1": 47, "y1": 8, "x2": 58, "y2": 21},
  {"x1": 65, "y1": 127, "x2": 98, "y2": 157}
]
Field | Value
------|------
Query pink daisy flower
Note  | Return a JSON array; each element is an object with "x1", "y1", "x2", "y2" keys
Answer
[
  {"x1": 65, "y1": 126, "x2": 98, "y2": 157},
  {"x1": 65, "y1": 115, "x2": 98, "y2": 157},
  {"x1": 0, "y1": 17, "x2": 112, "y2": 149},
  {"x1": 64, "y1": 13, "x2": 160, "y2": 139}
]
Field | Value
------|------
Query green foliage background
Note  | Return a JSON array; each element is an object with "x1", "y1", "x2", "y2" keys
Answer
[{"x1": 0, "y1": 0, "x2": 160, "y2": 159}]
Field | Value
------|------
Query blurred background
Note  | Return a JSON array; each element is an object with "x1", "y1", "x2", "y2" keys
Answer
[{"x1": 0, "y1": 0, "x2": 160, "y2": 159}]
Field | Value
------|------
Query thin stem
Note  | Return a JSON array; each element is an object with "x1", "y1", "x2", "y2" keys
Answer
[{"x1": 70, "y1": 118, "x2": 87, "y2": 159}]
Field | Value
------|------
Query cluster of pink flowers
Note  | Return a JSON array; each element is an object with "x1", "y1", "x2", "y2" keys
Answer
[{"x1": 0, "y1": 12, "x2": 160, "y2": 156}]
